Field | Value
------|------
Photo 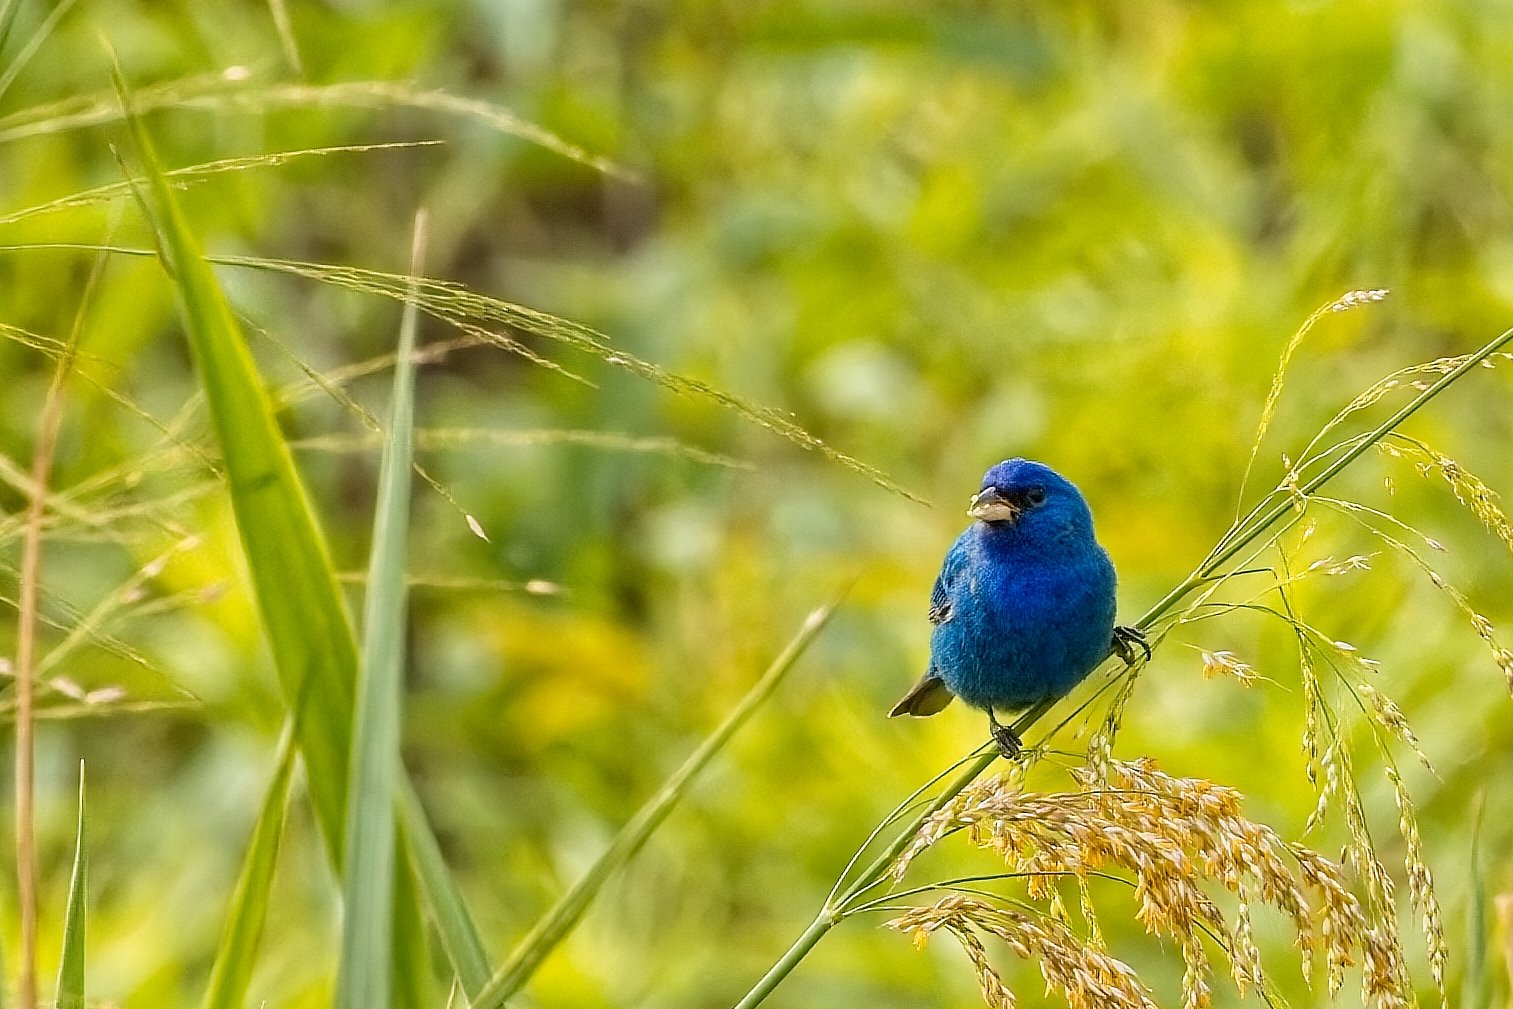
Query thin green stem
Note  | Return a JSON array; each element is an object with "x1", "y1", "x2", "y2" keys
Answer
[
  {"x1": 1145, "y1": 322, "x2": 1513, "y2": 627},
  {"x1": 729, "y1": 321, "x2": 1513, "y2": 1009},
  {"x1": 473, "y1": 597, "x2": 842, "y2": 1009},
  {"x1": 732, "y1": 912, "x2": 838, "y2": 1009},
  {"x1": 823, "y1": 745, "x2": 993, "y2": 907}
]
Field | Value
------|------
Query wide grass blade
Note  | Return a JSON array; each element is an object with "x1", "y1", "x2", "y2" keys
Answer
[
  {"x1": 55, "y1": 761, "x2": 86, "y2": 1009},
  {"x1": 201, "y1": 727, "x2": 297, "y2": 1009},
  {"x1": 112, "y1": 60, "x2": 357, "y2": 859},
  {"x1": 111, "y1": 65, "x2": 485, "y2": 1005},
  {"x1": 400, "y1": 781, "x2": 491, "y2": 997},
  {"x1": 334, "y1": 215, "x2": 425, "y2": 1009},
  {"x1": 472, "y1": 599, "x2": 842, "y2": 1009}
]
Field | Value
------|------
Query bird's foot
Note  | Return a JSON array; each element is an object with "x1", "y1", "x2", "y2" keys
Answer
[
  {"x1": 987, "y1": 712, "x2": 1022, "y2": 759},
  {"x1": 1111, "y1": 625, "x2": 1152, "y2": 666}
]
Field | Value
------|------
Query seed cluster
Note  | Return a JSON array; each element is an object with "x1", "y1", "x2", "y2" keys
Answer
[{"x1": 889, "y1": 759, "x2": 1407, "y2": 1009}]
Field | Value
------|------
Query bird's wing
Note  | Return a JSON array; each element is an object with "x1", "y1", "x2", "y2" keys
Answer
[
  {"x1": 889, "y1": 672, "x2": 956, "y2": 717},
  {"x1": 928, "y1": 536, "x2": 970, "y2": 625}
]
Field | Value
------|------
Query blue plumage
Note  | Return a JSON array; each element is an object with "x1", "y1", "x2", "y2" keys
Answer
[{"x1": 891, "y1": 459, "x2": 1141, "y2": 755}]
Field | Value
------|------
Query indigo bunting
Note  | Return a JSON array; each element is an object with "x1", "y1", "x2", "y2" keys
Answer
[{"x1": 890, "y1": 458, "x2": 1146, "y2": 756}]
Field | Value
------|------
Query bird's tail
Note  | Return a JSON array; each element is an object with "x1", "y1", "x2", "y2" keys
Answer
[{"x1": 888, "y1": 673, "x2": 956, "y2": 717}]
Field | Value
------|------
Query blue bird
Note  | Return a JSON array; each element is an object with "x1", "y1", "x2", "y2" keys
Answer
[{"x1": 890, "y1": 459, "x2": 1146, "y2": 756}]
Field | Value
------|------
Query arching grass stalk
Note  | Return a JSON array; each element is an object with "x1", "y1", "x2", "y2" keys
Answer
[{"x1": 732, "y1": 321, "x2": 1513, "y2": 1009}]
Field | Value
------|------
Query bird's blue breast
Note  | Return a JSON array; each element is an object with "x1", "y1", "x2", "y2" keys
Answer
[{"x1": 929, "y1": 524, "x2": 1116, "y2": 710}]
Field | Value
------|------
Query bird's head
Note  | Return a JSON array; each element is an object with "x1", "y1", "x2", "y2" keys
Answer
[{"x1": 968, "y1": 458, "x2": 1095, "y2": 541}]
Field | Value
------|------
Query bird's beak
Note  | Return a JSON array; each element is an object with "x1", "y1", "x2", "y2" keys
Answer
[{"x1": 968, "y1": 487, "x2": 1019, "y2": 523}]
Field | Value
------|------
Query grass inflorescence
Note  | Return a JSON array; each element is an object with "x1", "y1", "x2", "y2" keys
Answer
[{"x1": 885, "y1": 758, "x2": 1385, "y2": 1009}]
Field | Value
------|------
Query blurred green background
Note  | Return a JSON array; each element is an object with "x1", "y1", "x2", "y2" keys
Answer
[{"x1": 1, "y1": 1, "x2": 1511, "y2": 1006}]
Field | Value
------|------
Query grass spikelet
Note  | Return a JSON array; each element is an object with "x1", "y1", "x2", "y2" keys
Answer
[
  {"x1": 888, "y1": 759, "x2": 1387, "y2": 1009},
  {"x1": 1325, "y1": 510, "x2": 1512, "y2": 693},
  {"x1": 888, "y1": 895, "x2": 1157, "y2": 1009},
  {"x1": 0, "y1": 142, "x2": 443, "y2": 227},
  {"x1": 1298, "y1": 634, "x2": 1325, "y2": 790},
  {"x1": 1305, "y1": 350, "x2": 1513, "y2": 461},
  {"x1": 212, "y1": 254, "x2": 921, "y2": 501},
  {"x1": 291, "y1": 427, "x2": 751, "y2": 469},
  {"x1": 1495, "y1": 646, "x2": 1513, "y2": 694},
  {"x1": 1328, "y1": 289, "x2": 1391, "y2": 312},
  {"x1": 0, "y1": 74, "x2": 622, "y2": 176},
  {"x1": 1357, "y1": 684, "x2": 1433, "y2": 774},
  {"x1": 1198, "y1": 649, "x2": 1257, "y2": 686},
  {"x1": 1085, "y1": 667, "x2": 1141, "y2": 782},
  {"x1": 1384, "y1": 765, "x2": 1447, "y2": 1005},
  {"x1": 0, "y1": 244, "x2": 921, "y2": 502},
  {"x1": 1361, "y1": 927, "x2": 1413, "y2": 1009},
  {"x1": 953, "y1": 924, "x2": 1017, "y2": 1009},
  {"x1": 1378, "y1": 437, "x2": 1513, "y2": 551},
  {"x1": 1230, "y1": 883, "x2": 1263, "y2": 995},
  {"x1": 1289, "y1": 845, "x2": 1369, "y2": 994},
  {"x1": 1238, "y1": 288, "x2": 1390, "y2": 509}
]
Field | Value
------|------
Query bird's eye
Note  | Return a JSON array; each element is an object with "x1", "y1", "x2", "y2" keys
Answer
[{"x1": 1025, "y1": 486, "x2": 1047, "y2": 507}]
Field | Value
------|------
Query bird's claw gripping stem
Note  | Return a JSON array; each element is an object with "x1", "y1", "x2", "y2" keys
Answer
[
  {"x1": 987, "y1": 710, "x2": 1021, "y2": 759},
  {"x1": 1111, "y1": 625, "x2": 1151, "y2": 666}
]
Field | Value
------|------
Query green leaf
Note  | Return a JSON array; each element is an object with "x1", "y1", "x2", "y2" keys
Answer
[
  {"x1": 0, "y1": 0, "x2": 21, "y2": 60},
  {"x1": 201, "y1": 727, "x2": 297, "y2": 1009},
  {"x1": 335, "y1": 217, "x2": 425, "y2": 1009},
  {"x1": 390, "y1": 833, "x2": 430, "y2": 1009},
  {"x1": 472, "y1": 599, "x2": 841, "y2": 1009},
  {"x1": 111, "y1": 67, "x2": 486, "y2": 1003},
  {"x1": 1465, "y1": 796, "x2": 1490, "y2": 1009},
  {"x1": 0, "y1": 0, "x2": 77, "y2": 106},
  {"x1": 55, "y1": 761, "x2": 86, "y2": 1009},
  {"x1": 111, "y1": 59, "x2": 356, "y2": 861},
  {"x1": 400, "y1": 781, "x2": 491, "y2": 997}
]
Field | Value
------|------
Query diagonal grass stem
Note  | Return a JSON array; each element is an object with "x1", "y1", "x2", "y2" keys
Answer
[{"x1": 472, "y1": 596, "x2": 843, "y2": 1009}]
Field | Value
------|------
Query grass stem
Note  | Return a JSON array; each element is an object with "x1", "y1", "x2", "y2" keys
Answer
[
  {"x1": 474, "y1": 597, "x2": 843, "y2": 1009},
  {"x1": 12, "y1": 244, "x2": 99, "y2": 1009}
]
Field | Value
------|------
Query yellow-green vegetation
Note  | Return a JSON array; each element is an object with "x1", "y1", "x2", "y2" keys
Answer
[{"x1": 0, "y1": 3, "x2": 1511, "y2": 1009}]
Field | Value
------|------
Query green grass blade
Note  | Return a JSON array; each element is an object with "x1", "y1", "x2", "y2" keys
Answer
[
  {"x1": 390, "y1": 833, "x2": 429, "y2": 1009},
  {"x1": 111, "y1": 61, "x2": 357, "y2": 859},
  {"x1": 400, "y1": 781, "x2": 491, "y2": 997},
  {"x1": 472, "y1": 598, "x2": 842, "y2": 1009},
  {"x1": 202, "y1": 726, "x2": 297, "y2": 1009},
  {"x1": 0, "y1": 0, "x2": 76, "y2": 106},
  {"x1": 111, "y1": 66, "x2": 478, "y2": 1004},
  {"x1": 55, "y1": 761, "x2": 86, "y2": 1009},
  {"x1": 1465, "y1": 796, "x2": 1489, "y2": 1009},
  {"x1": 335, "y1": 215, "x2": 425, "y2": 1009},
  {"x1": 0, "y1": 0, "x2": 20, "y2": 61}
]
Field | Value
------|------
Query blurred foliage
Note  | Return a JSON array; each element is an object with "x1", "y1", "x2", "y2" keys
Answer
[{"x1": 0, "y1": 1, "x2": 1511, "y2": 1007}]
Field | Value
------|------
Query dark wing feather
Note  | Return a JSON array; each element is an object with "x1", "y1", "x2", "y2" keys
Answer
[
  {"x1": 889, "y1": 673, "x2": 956, "y2": 717},
  {"x1": 928, "y1": 537, "x2": 970, "y2": 625},
  {"x1": 927, "y1": 586, "x2": 952, "y2": 625},
  {"x1": 893, "y1": 536, "x2": 973, "y2": 718}
]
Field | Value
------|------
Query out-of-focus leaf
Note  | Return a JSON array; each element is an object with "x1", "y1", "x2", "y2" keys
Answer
[
  {"x1": 200, "y1": 727, "x2": 296, "y2": 1009},
  {"x1": 55, "y1": 761, "x2": 86, "y2": 1009},
  {"x1": 473, "y1": 599, "x2": 841, "y2": 1009},
  {"x1": 112, "y1": 68, "x2": 472, "y2": 1008},
  {"x1": 335, "y1": 216, "x2": 424, "y2": 1009}
]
